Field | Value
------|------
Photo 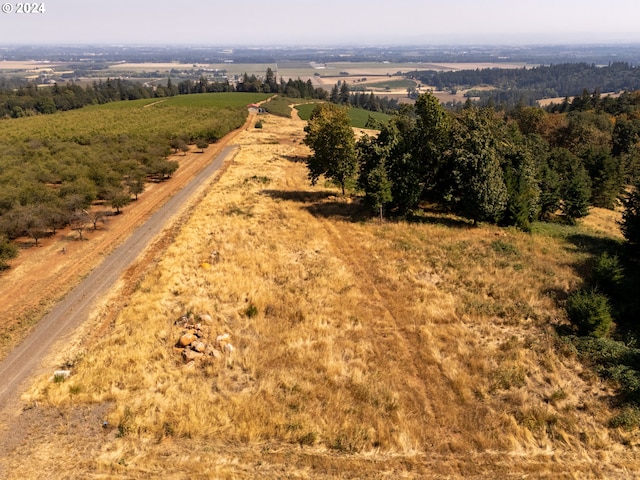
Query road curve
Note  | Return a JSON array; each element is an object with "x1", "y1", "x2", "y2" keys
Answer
[{"x1": 0, "y1": 145, "x2": 238, "y2": 410}]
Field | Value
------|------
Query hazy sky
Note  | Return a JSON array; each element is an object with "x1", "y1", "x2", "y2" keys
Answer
[{"x1": 1, "y1": 0, "x2": 639, "y2": 45}]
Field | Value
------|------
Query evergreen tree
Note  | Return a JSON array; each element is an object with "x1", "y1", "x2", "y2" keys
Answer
[
  {"x1": 537, "y1": 160, "x2": 562, "y2": 220},
  {"x1": 381, "y1": 113, "x2": 424, "y2": 213},
  {"x1": 502, "y1": 142, "x2": 540, "y2": 231},
  {"x1": 621, "y1": 179, "x2": 640, "y2": 257},
  {"x1": 562, "y1": 163, "x2": 592, "y2": 223},
  {"x1": 330, "y1": 84, "x2": 340, "y2": 104},
  {"x1": 339, "y1": 82, "x2": 350, "y2": 105}
]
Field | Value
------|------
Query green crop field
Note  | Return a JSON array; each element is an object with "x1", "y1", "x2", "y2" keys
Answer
[
  {"x1": 0, "y1": 92, "x2": 271, "y2": 244},
  {"x1": 295, "y1": 103, "x2": 390, "y2": 129},
  {"x1": 1, "y1": 92, "x2": 270, "y2": 143}
]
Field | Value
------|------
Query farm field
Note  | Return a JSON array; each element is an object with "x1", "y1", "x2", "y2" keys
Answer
[
  {"x1": 0, "y1": 93, "x2": 270, "y2": 360},
  {"x1": 1, "y1": 111, "x2": 639, "y2": 478},
  {"x1": 294, "y1": 103, "x2": 391, "y2": 128},
  {"x1": 0, "y1": 92, "x2": 270, "y2": 142},
  {"x1": 104, "y1": 61, "x2": 531, "y2": 78},
  {"x1": 0, "y1": 59, "x2": 509, "y2": 86}
]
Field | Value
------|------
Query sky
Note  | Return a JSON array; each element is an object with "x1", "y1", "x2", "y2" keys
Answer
[{"x1": 1, "y1": 0, "x2": 640, "y2": 46}]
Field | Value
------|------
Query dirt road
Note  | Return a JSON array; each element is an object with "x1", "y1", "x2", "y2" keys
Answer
[{"x1": 0, "y1": 114, "x2": 252, "y2": 412}]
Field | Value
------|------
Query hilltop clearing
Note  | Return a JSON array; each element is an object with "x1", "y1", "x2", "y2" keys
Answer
[{"x1": 1, "y1": 113, "x2": 639, "y2": 478}]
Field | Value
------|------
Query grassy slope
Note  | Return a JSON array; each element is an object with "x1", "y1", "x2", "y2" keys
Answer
[
  {"x1": 0, "y1": 92, "x2": 271, "y2": 143},
  {"x1": 6, "y1": 114, "x2": 640, "y2": 478},
  {"x1": 295, "y1": 102, "x2": 390, "y2": 128}
]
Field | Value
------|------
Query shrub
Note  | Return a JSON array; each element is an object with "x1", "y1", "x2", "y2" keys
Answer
[
  {"x1": 591, "y1": 252, "x2": 624, "y2": 298},
  {"x1": 245, "y1": 303, "x2": 258, "y2": 318},
  {"x1": 572, "y1": 336, "x2": 640, "y2": 403},
  {"x1": 566, "y1": 289, "x2": 613, "y2": 337},
  {"x1": 255, "y1": 120, "x2": 263, "y2": 129},
  {"x1": 609, "y1": 406, "x2": 640, "y2": 429},
  {"x1": 0, "y1": 234, "x2": 18, "y2": 266}
]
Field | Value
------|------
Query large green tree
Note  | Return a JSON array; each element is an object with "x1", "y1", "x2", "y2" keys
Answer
[
  {"x1": 357, "y1": 134, "x2": 393, "y2": 218},
  {"x1": 444, "y1": 108, "x2": 508, "y2": 225},
  {"x1": 413, "y1": 92, "x2": 451, "y2": 199},
  {"x1": 303, "y1": 103, "x2": 357, "y2": 195}
]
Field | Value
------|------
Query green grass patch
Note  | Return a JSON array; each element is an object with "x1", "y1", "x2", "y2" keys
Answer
[
  {"x1": 530, "y1": 221, "x2": 581, "y2": 239},
  {"x1": 347, "y1": 108, "x2": 390, "y2": 129},
  {"x1": 295, "y1": 103, "x2": 389, "y2": 129},
  {"x1": 294, "y1": 103, "x2": 318, "y2": 120},
  {"x1": 263, "y1": 96, "x2": 300, "y2": 118}
]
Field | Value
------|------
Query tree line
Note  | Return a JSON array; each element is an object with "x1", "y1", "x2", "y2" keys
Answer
[
  {"x1": 305, "y1": 92, "x2": 640, "y2": 230},
  {"x1": 328, "y1": 80, "x2": 400, "y2": 114},
  {"x1": 410, "y1": 62, "x2": 640, "y2": 108},
  {"x1": 0, "y1": 78, "x2": 180, "y2": 118}
]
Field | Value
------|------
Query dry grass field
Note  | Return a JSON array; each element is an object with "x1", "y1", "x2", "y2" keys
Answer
[{"x1": 2, "y1": 113, "x2": 640, "y2": 478}]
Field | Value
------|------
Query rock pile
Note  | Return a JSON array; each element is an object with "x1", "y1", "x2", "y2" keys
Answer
[{"x1": 174, "y1": 313, "x2": 234, "y2": 365}]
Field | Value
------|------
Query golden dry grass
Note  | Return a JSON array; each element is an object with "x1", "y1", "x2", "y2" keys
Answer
[{"x1": 4, "y1": 114, "x2": 640, "y2": 478}]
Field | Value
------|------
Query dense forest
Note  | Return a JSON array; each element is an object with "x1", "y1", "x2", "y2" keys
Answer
[{"x1": 410, "y1": 62, "x2": 640, "y2": 107}]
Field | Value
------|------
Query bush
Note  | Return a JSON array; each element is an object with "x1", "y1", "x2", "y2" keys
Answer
[
  {"x1": 566, "y1": 289, "x2": 613, "y2": 337},
  {"x1": 609, "y1": 406, "x2": 640, "y2": 429},
  {"x1": 254, "y1": 120, "x2": 263, "y2": 129},
  {"x1": 245, "y1": 303, "x2": 258, "y2": 318},
  {"x1": 572, "y1": 336, "x2": 640, "y2": 403},
  {"x1": 592, "y1": 252, "x2": 624, "y2": 298},
  {"x1": 0, "y1": 234, "x2": 18, "y2": 270}
]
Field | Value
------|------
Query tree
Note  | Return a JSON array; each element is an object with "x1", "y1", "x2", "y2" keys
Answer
[
  {"x1": 413, "y1": 92, "x2": 451, "y2": 198},
  {"x1": 303, "y1": 103, "x2": 357, "y2": 196},
  {"x1": 621, "y1": 180, "x2": 640, "y2": 257},
  {"x1": 445, "y1": 108, "x2": 508, "y2": 225},
  {"x1": 126, "y1": 171, "x2": 146, "y2": 200},
  {"x1": 330, "y1": 84, "x2": 340, "y2": 104},
  {"x1": 170, "y1": 136, "x2": 188, "y2": 155},
  {"x1": 196, "y1": 139, "x2": 209, "y2": 153},
  {"x1": 378, "y1": 112, "x2": 423, "y2": 214},
  {"x1": 502, "y1": 143, "x2": 540, "y2": 231},
  {"x1": 39, "y1": 203, "x2": 69, "y2": 235},
  {"x1": 0, "y1": 234, "x2": 18, "y2": 270},
  {"x1": 69, "y1": 210, "x2": 90, "y2": 240},
  {"x1": 357, "y1": 134, "x2": 393, "y2": 218},
  {"x1": 537, "y1": 160, "x2": 562, "y2": 220},
  {"x1": 366, "y1": 164, "x2": 392, "y2": 221},
  {"x1": 561, "y1": 163, "x2": 592, "y2": 223},
  {"x1": 22, "y1": 206, "x2": 47, "y2": 246},
  {"x1": 339, "y1": 82, "x2": 350, "y2": 105},
  {"x1": 88, "y1": 210, "x2": 110, "y2": 230},
  {"x1": 103, "y1": 186, "x2": 132, "y2": 214}
]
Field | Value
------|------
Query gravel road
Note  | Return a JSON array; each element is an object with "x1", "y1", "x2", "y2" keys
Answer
[{"x1": 0, "y1": 145, "x2": 237, "y2": 411}]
